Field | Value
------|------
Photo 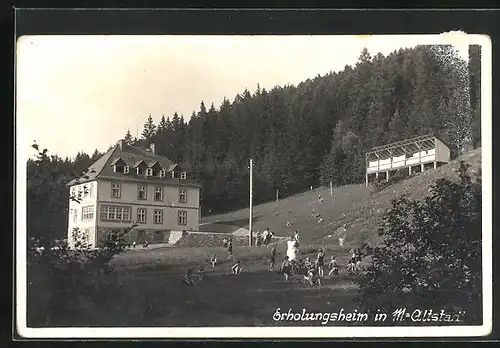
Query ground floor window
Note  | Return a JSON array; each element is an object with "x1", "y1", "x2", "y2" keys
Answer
[
  {"x1": 100, "y1": 205, "x2": 132, "y2": 221},
  {"x1": 178, "y1": 210, "x2": 187, "y2": 226},
  {"x1": 154, "y1": 209, "x2": 164, "y2": 224}
]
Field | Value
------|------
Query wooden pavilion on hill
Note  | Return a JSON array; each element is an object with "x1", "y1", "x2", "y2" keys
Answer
[{"x1": 365, "y1": 134, "x2": 450, "y2": 187}]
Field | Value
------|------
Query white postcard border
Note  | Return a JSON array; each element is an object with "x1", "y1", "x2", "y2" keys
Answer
[{"x1": 15, "y1": 32, "x2": 492, "y2": 338}]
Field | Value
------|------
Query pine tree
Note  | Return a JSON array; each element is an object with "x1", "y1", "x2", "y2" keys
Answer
[
  {"x1": 124, "y1": 129, "x2": 133, "y2": 145},
  {"x1": 90, "y1": 149, "x2": 101, "y2": 162},
  {"x1": 141, "y1": 114, "x2": 157, "y2": 143},
  {"x1": 158, "y1": 115, "x2": 168, "y2": 135}
]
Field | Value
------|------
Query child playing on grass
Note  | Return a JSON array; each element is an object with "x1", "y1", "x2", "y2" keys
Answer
[
  {"x1": 293, "y1": 230, "x2": 300, "y2": 244},
  {"x1": 304, "y1": 256, "x2": 312, "y2": 270},
  {"x1": 256, "y1": 230, "x2": 262, "y2": 247},
  {"x1": 232, "y1": 260, "x2": 243, "y2": 274},
  {"x1": 318, "y1": 194, "x2": 324, "y2": 203},
  {"x1": 281, "y1": 256, "x2": 292, "y2": 282},
  {"x1": 315, "y1": 248, "x2": 325, "y2": 277},
  {"x1": 303, "y1": 267, "x2": 322, "y2": 287},
  {"x1": 265, "y1": 231, "x2": 274, "y2": 247},
  {"x1": 210, "y1": 254, "x2": 218, "y2": 268},
  {"x1": 269, "y1": 244, "x2": 277, "y2": 271},
  {"x1": 355, "y1": 249, "x2": 363, "y2": 272},
  {"x1": 227, "y1": 239, "x2": 234, "y2": 260},
  {"x1": 347, "y1": 258, "x2": 356, "y2": 274},
  {"x1": 198, "y1": 265, "x2": 205, "y2": 280},
  {"x1": 183, "y1": 269, "x2": 195, "y2": 286},
  {"x1": 328, "y1": 256, "x2": 339, "y2": 276}
]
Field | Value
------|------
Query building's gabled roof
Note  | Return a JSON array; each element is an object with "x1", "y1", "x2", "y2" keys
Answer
[
  {"x1": 110, "y1": 157, "x2": 126, "y2": 166},
  {"x1": 67, "y1": 142, "x2": 198, "y2": 187},
  {"x1": 67, "y1": 145, "x2": 119, "y2": 186},
  {"x1": 149, "y1": 160, "x2": 162, "y2": 168},
  {"x1": 132, "y1": 159, "x2": 147, "y2": 168}
]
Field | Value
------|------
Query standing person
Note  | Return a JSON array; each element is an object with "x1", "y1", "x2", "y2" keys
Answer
[
  {"x1": 222, "y1": 237, "x2": 228, "y2": 248},
  {"x1": 315, "y1": 248, "x2": 325, "y2": 277},
  {"x1": 348, "y1": 249, "x2": 357, "y2": 273},
  {"x1": 269, "y1": 244, "x2": 277, "y2": 271},
  {"x1": 210, "y1": 254, "x2": 218, "y2": 268},
  {"x1": 286, "y1": 236, "x2": 299, "y2": 264},
  {"x1": 261, "y1": 228, "x2": 269, "y2": 246},
  {"x1": 226, "y1": 238, "x2": 234, "y2": 260},
  {"x1": 328, "y1": 256, "x2": 339, "y2": 276},
  {"x1": 338, "y1": 224, "x2": 347, "y2": 247},
  {"x1": 304, "y1": 256, "x2": 312, "y2": 270},
  {"x1": 281, "y1": 256, "x2": 292, "y2": 282},
  {"x1": 198, "y1": 264, "x2": 205, "y2": 280},
  {"x1": 256, "y1": 230, "x2": 262, "y2": 247},
  {"x1": 293, "y1": 230, "x2": 300, "y2": 244},
  {"x1": 265, "y1": 231, "x2": 274, "y2": 247},
  {"x1": 355, "y1": 248, "x2": 363, "y2": 272},
  {"x1": 347, "y1": 258, "x2": 355, "y2": 274}
]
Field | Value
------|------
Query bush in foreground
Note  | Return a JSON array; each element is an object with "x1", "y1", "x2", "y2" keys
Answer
[
  {"x1": 27, "y1": 144, "x2": 132, "y2": 326},
  {"x1": 357, "y1": 161, "x2": 482, "y2": 324}
]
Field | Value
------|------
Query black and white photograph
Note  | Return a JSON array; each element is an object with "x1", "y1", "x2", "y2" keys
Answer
[{"x1": 15, "y1": 29, "x2": 492, "y2": 338}]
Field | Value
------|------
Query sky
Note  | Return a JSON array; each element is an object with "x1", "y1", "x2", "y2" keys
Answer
[{"x1": 16, "y1": 34, "x2": 471, "y2": 159}]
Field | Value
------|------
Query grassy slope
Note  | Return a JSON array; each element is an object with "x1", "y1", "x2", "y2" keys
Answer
[
  {"x1": 57, "y1": 149, "x2": 480, "y2": 327},
  {"x1": 201, "y1": 148, "x2": 481, "y2": 246}
]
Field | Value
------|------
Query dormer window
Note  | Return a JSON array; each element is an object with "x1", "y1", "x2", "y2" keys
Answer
[
  {"x1": 159, "y1": 169, "x2": 166, "y2": 178},
  {"x1": 111, "y1": 158, "x2": 127, "y2": 173},
  {"x1": 180, "y1": 172, "x2": 187, "y2": 179},
  {"x1": 113, "y1": 165, "x2": 126, "y2": 173},
  {"x1": 146, "y1": 168, "x2": 153, "y2": 176},
  {"x1": 134, "y1": 160, "x2": 147, "y2": 175},
  {"x1": 124, "y1": 166, "x2": 130, "y2": 174}
]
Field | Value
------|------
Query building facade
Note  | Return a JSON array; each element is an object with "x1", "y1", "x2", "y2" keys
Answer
[
  {"x1": 365, "y1": 134, "x2": 451, "y2": 186},
  {"x1": 67, "y1": 140, "x2": 201, "y2": 248}
]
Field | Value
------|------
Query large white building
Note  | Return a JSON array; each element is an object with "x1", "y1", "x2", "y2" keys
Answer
[
  {"x1": 67, "y1": 140, "x2": 201, "y2": 248},
  {"x1": 365, "y1": 134, "x2": 450, "y2": 186}
]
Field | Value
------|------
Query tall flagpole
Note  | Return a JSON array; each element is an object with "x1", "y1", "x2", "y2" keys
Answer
[{"x1": 249, "y1": 159, "x2": 253, "y2": 247}]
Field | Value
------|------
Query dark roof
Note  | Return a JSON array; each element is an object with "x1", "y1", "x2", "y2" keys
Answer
[{"x1": 67, "y1": 143, "x2": 197, "y2": 187}]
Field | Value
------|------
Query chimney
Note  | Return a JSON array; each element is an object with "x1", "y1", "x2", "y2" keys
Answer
[
  {"x1": 118, "y1": 139, "x2": 124, "y2": 150},
  {"x1": 150, "y1": 143, "x2": 155, "y2": 154}
]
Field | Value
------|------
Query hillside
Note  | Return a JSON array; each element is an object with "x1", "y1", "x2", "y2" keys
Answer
[{"x1": 201, "y1": 148, "x2": 482, "y2": 246}]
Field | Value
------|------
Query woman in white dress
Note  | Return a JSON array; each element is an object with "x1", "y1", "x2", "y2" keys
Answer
[{"x1": 286, "y1": 236, "x2": 300, "y2": 271}]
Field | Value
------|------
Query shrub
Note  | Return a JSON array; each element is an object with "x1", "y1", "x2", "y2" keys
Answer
[
  {"x1": 357, "y1": 161, "x2": 482, "y2": 324},
  {"x1": 26, "y1": 144, "x2": 132, "y2": 326}
]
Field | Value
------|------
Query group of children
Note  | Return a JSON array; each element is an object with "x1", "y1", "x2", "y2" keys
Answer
[
  {"x1": 183, "y1": 253, "x2": 243, "y2": 286},
  {"x1": 182, "y1": 224, "x2": 363, "y2": 287},
  {"x1": 253, "y1": 228, "x2": 274, "y2": 247},
  {"x1": 279, "y1": 247, "x2": 338, "y2": 287},
  {"x1": 183, "y1": 237, "x2": 243, "y2": 286}
]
